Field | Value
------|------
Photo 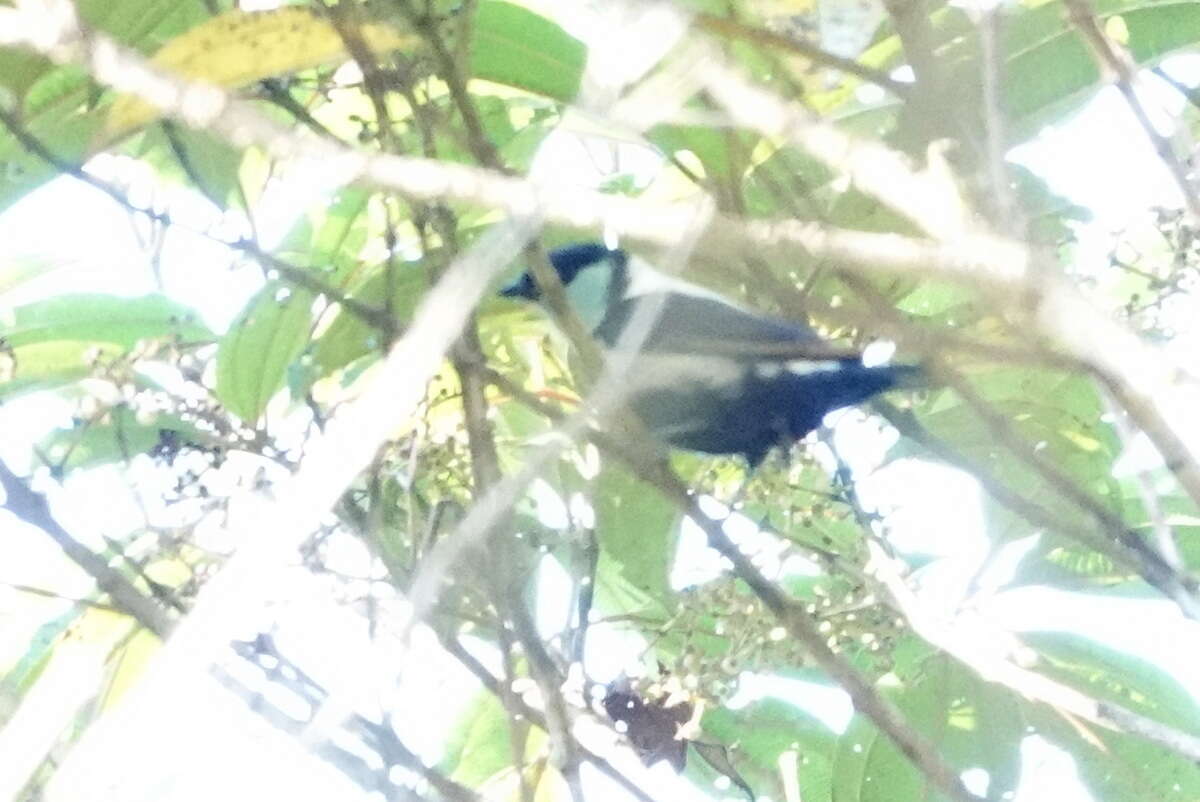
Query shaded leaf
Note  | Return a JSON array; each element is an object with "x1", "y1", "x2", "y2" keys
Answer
[
  {"x1": 311, "y1": 263, "x2": 427, "y2": 379},
  {"x1": 593, "y1": 462, "x2": 680, "y2": 608},
  {"x1": 215, "y1": 282, "x2": 315, "y2": 423},
  {"x1": 0, "y1": 294, "x2": 212, "y2": 350},
  {"x1": 0, "y1": 341, "x2": 114, "y2": 401},
  {"x1": 438, "y1": 690, "x2": 519, "y2": 786},
  {"x1": 40, "y1": 407, "x2": 209, "y2": 471}
]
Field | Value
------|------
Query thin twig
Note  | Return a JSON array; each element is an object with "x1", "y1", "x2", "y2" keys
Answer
[
  {"x1": 977, "y1": 7, "x2": 1017, "y2": 229},
  {"x1": 0, "y1": 104, "x2": 396, "y2": 333},
  {"x1": 0, "y1": 460, "x2": 173, "y2": 637},
  {"x1": 1100, "y1": 392, "x2": 1184, "y2": 570},
  {"x1": 1065, "y1": 0, "x2": 1200, "y2": 221},
  {"x1": 1151, "y1": 66, "x2": 1200, "y2": 113},
  {"x1": 692, "y1": 11, "x2": 910, "y2": 97}
]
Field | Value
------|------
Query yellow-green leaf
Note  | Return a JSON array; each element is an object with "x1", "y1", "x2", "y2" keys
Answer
[{"x1": 102, "y1": 7, "x2": 415, "y2": 141}]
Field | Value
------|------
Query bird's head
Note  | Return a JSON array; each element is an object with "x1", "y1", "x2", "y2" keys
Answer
[{"x1": 501, "y1": 242, "x2": 629, "y2": 330}]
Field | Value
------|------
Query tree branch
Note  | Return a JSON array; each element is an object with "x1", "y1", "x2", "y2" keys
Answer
[
  {"x1": 1064, "y1": 0, "x2": 1200, "y2": 222},
  {"x1": 0, "y1": 460, "x2": 173, "y2": 637}
]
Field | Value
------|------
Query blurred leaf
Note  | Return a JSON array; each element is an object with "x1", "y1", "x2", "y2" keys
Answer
[
  {"x1": 0, "y1": 341, "x2": 115, "y2": 401},
  {"x1": 845, "y1": 0, "x2": 1200, "y2": 145},
  {"x1": 831, "y1": 652, "x2": 1022, "y2": 801},
  {"x1": 469, "y1": 1, "x2": 586, "y2": 102},
  {"x1": 102, "y1": 7, "x2": 416, "y2": 141},
  {"x1": 1004, "y1": 0, "x2": 1200, "y2": 136},
  {"x1": 593, "y1": 462, "x2": 680, "y2": 608},
  {"x1": 1, "y1": 608, "x2": 85, "y2": 697},
  {"x1": 0, "y1": 49, "x2": 52, "y2": 101},
  {"x1": 1028, "y1": 629, "x2": 1200, "y2": 733},
  {"x1": 690, "y1": 741, "x2": 756, "y2": 800},
  {"x1": 0, "y1": 0, "x2": 211, "y2": 212},
  {"x1": 40, "y1": 406, "x2": 208, "y2": 471},
  {"x1": 439, "y1": 690, "x2": 518, "y2": 786},
  {"x1": 78, "y1": 0, "x2": 211, "y2": 53},
  {"x1": 99, "y1": 628, "x2": 160, "y2": 710},
  {"x1": 216, "y1": 282, "x2": 315, "y2": 423},
  {"x1": 703, "y1": 671, "x2": 843, "y2": 802},
  {"x1": 311, "y1": 263, "x2": 427, "y2": 379},
  {"x1": 1029, "y1": 683, "x2": 1200, "y2": 801},
  {"x1": 0, "y1": 255, "x2": 61, "y2": 297},
  {"x1": 136, "y1": 124, "x2": 245, "y2": 206},
  {"x1": 1, "y1": 294, "x2": 212, "y2": 349},
  {"x1": 0, "y1": 72, "x2": 103, "y2": 215}
]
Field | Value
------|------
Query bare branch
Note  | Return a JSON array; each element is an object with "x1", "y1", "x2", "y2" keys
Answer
[
  {"x1": 691, "y1": 11, "x2": 911, "y2": 97},
  {"x1": 1064, "y1": 0, "x2": 1200, "y2": 221},
  {"x1": 0, "y1": 460, "x2": 174, "y2": 637},
  {"x1": 1101, "y1": 392, "x2": 1184, "y2": 569}
]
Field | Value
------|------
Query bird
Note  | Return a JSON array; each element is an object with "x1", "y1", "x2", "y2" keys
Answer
[{"x1": 501, "y1": 242, "x2": 922, "y2": 467}]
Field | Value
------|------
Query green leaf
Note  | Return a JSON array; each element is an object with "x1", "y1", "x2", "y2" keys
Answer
[
  {"x1": 469, "y1": 1, "x2": 586, "y2": 102},
  {"x1": 0, "y1": 341, "x2": 113, "y2": 401},
  {"x1": 215, "y1": 282, "x2": 315, "y2": 423},
  {"x1": 40, "y1": 406, "x2": 206, "y2": 471},
  {"x1": 102, "y1": 7, "x2": 415, "y2": 141},
  {"x1": 0, "y1": 294, "x2": 212, "y2": 349},
  {"x1": 311, "y1": 263, "x2": 427, "y2": 379},
  {"x1": 1029, "y1": 696, "x2": 1200, "y2": 801},
  {"x1": 1028, "y1": 629, "x2": 1200, "y2": 733},
  {"x1": 831, "y1": 653, "x2": 1022, "y2": 801},
  {"x1": 593, "y1": 462, "x2": 680, "y2": 609},
  {"x1": 438, "y1": 690, "x2": 518, "y2": 786},
  {"x1": 79, "y1": 0, "x2": 211, "y2": 53},
  {"x1": 702, "y1": 672, "x2": 843, "y2": 802},
  {"x1": 0, "y1": 254, "x2": 60, "y2": 297},
  {"x1": 136, "y1": 124, "x2": 245, "y2": 206},
  {"x1": 0, "y1": 0, "x2": 212, "y2": 212},
  {"x1": 1, "y1": 607, "x2": 86, "y2": 698},
  {"x1": 0, "y1": 49, "x2": 53, "y2": 101},
  {"x1": 847, "y1": 0, "x2": 1200, "y2": 144},
  {"x1": 0, "y1": 76, "x2": 101, "y2": 215},
  {"x1": 1003, "y1": 0, "x2": 1200, "y2": 136}
]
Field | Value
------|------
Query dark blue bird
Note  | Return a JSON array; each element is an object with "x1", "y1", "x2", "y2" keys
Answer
[{"x1": 502, "y1": 242, "x2": 921, "y2": 466}]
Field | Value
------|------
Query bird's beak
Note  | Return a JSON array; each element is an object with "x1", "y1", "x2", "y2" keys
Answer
[{"x1": 499, "y1": 273, "x2": 534, "y2": 299}]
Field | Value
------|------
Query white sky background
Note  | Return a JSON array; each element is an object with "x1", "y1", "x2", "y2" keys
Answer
[{"x1": 1, "y1": 6, "x2": 1200, "y2": 802}]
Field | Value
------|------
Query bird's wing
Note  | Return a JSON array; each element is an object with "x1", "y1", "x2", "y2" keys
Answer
[{"x1": 593, "y1": 292, "x2": 861, "y2": 361}]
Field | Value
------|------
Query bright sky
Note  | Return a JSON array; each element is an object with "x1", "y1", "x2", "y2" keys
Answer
[{"x1": 1, "y1": 10, "x2": 1200, "y2": 802}]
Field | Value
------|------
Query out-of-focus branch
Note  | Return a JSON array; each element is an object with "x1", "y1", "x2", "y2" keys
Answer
[
  {"x1": 692, "y1": 12, "x2": 911, "y2": 97},
  {"x1": 224, "y1": 636, "x2": 479, "y2": 800},
  {"x1": 976, "y1": 8, "x2": 1018, "y2": 229},
  {"x1": 1101, "y1": 393, "x2": 1184, "y2": 569},
  {"x1": 695, "y1": 52, "x2": 971, "y2": 240},
  {"x1": 0, "y1": 3, "x2": 1013, "y2": 282},
  {"x1": 0, "y1": 460, "x2": 174, "y2": 638}
]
